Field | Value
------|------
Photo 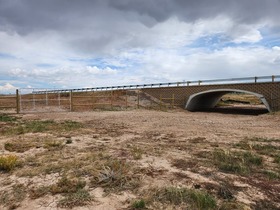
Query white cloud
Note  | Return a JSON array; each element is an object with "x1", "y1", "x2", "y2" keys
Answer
[
  {"x1": 231, "y1": 26, "x2": 263, "y2": 43},
  {"x1": 86, "y1": 66, "x2": 117, "y2": 75},
  {"x1": 0, "y1": 83, "x2": 17, "y2": 93}
]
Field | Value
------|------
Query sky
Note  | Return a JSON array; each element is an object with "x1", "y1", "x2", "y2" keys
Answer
[{"x1": 1, "y1": 0, "x2": 280, "y2": 93}]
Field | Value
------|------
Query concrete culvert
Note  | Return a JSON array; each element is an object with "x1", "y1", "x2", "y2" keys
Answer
[{"x1": 185, "y1": 89, "x2": 271, "y2": 112}]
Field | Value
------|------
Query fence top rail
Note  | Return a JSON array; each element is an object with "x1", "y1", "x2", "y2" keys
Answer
[{"x1": 28, "y1": 75, "x2": 280, "y2": 94}]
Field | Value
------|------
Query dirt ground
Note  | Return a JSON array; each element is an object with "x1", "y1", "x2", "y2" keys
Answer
[{"x1": 0, "y1": 109, "x2": 280, "y2": 210}]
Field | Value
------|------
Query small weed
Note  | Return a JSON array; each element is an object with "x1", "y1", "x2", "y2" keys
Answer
[
  {"x1": 131, "y1": 146, "x2": 144, "y2": 160},
  {"x1": 0, "y1": 114, "x2": 17, "y2": 122},
  {"x1": 91, "y1": 159, "x2": 140, "y2": 193},
  {"x1": 57, "y1": 189, "x2": 92, "y2": 208},
  {"x1": 43, "y1": 139, "x2": 64, "y2": 150},
  {"x1": 219, "y1": 201, "x2": 246, "y2": 210},
  {"x1": 0, "y1": 184, "x2": 26, "y2": 209},
  {"x1": 212, "y1": 149, "x2": 262, "y2": 175},
  {"x1": 62, "y1": 120, "x2": 83, "y2": 131},
  {"x1": 3, "y1": 119, "x2": 82, "y2": 135},
  {"x1": 29, "y1": 186, "x2": 50, "y2": 199},
  {"x1": 262, "y1": 170, "x2": 280, "y2": 180},
  {"x1": 0, "y1": 155, "x2": 18, "y2": 172},
  {"x1": 4, "y1": 139, "x2": 37, "y2": 153},
  {"x1": 24, "y1": 120, "x2": 55, "y2": 133},
  {"x1": 274, "y1": 154, "x2": 280, "y2": 164},
  {"x1": 252, "y1": 144, "x2": 279, "y2": 156},
  {"x1": 247, "y1": 137, "x2": 280, "y2": 143},
  {"x1": 172, "y1": 159, "x2": 197, "y2": 170},
  {"x1": 50, "y1": 176, "x2": 86, "y2": 194},
  {"x1": 66, "y1": 138, "x2": 73, "y2": 144},
  {"x1": 153, "y1": 187, "x2": 216, "y2": 209},
  {"x1": 132, "y1": 199, "x2": 146, "y2": 209}
]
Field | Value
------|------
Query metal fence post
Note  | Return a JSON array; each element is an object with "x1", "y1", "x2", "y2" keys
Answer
[{"x1": 16, "y1": 89, "x2": 20, "y2": 114}]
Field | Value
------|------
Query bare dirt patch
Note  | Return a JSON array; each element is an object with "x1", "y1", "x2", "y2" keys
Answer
[{"x1": 0, "y1": 110, "x2": 280, "y2": 209}]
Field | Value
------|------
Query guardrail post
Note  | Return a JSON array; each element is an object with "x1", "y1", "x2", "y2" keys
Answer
[
  {"x1": 254, "y1": 77, "x2": 257, "y2": 83},
  {"x1": 16, "y1": 89, "x2": 20, "y2": 114},
  {"x1": 272, "y1": 75, "x2": 275, "y2": 82}
]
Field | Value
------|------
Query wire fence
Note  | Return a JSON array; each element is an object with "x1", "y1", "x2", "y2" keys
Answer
[
  {"x1": 0, "y1": 75, "x2": 279, "y2": 113},
  {"x1": 0, "y1": 89, "x2": 175, "y2": 113}
]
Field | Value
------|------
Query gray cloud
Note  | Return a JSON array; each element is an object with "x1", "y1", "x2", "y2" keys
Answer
[
  {"x1": 1, "y1": 0, "x2": 280, "y2": 34},
  {"x1": 0, "y1": 0, "x2": 280, "y2": 88},
  {"x1": 110, "y1": 0, "x2": 280, "y2": 25},
  {"x1": 0, "y1": 0, "x2": 279, "y2": 55}
]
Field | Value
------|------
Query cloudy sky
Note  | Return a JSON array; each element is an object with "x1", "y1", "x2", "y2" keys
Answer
[{"x1": 1, "y1": 0, "x2": 280, "y2": 92}]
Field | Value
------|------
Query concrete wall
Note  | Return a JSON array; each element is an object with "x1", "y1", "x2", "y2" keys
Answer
[{"x1": 142, "y1": 82, "x2": 280, "y2": 112}]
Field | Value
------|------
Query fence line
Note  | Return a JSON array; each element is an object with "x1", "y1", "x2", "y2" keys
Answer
[{"x1": 1, "y1": 75, "x2": 279, "y2": 113}]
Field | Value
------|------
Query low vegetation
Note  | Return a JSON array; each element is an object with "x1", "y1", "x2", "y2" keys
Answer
[
  {"x1": 2, "y1": 119, "x2": 83, "y2": 135},
  {"x1": 0, "y1": 113, "x2": 18, "y2": 122},
  {"x1": 0, "y1": 184, "x2": 26, "y2": 209},
  {"x1": 212, "y1": 149, "x2": 262, "y2": 175},
  {"x1": 57, "y1": 189, "x2": 92, "y2": 208},
  {"x1": 148, "y1": 187, "x2": 216, "y2": 209},
  {"x1": 0, "y1": 155, "x2": 19, "y2": 172},
  {"x1": 0, "y1": 110, "x2": 279, "y2": 209}
]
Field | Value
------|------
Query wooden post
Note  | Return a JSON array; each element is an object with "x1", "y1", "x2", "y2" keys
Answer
[
  {"x1": 111, "y1": 91, "x2": 113, "y2": 109},
  {"x1": 160, "y1": 94, "x2": 162, "y2": 110},
  {"x1": 137, "y1": 91, "x2": 140, "y2": 109},
  {"x1": 16, "y1": 89, "x2": 20, "y2": 114},
  {"x1": 125, "y1": 91, "x2": 128, "y2": 109},
  {"x1": 70, "y1": 90, "x2": 73, "y2": 112},
  {"x1": 172, "y1": 94, "x2": 175, "y2": 109},
  {"x1": 254, "y1": 77, "x2": 257, "y2": 83},
  {"x1": 91, "y1": 91, "x2": 95, "y2": 110}
]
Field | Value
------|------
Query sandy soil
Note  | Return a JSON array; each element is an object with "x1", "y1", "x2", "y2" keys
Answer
[{"x1": 0, "y1": 109, "x2": 280, "y2": 209}]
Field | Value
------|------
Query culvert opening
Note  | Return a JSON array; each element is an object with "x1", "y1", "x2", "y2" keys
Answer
[
  {"x1": 211, "y1": 93, "x2": 268, "y2": 115},
  {"x1": 185, "y1": 89, "x2": 270, "y2": 115}
]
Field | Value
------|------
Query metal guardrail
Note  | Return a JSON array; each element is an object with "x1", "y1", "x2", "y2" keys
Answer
[{"x1": 33, "y1": 75, "x2": 280, "y2": 94}]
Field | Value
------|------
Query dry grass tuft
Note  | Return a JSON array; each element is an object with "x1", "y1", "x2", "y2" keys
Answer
[
  {"x1": 212, "y1": 149, "x2": 262, "y2": 175},
  {"x1": 57, "y1": 189, "x2": 92, "y2": 208},
  {"x1": 0, "y1": 155, "x2": 19, "y2": 172},
  {"x1": 50, "y1": 176, "x2": 86, "y2": 194},
  {"x1": 148, "y1": 186, "x2": 216, "y2": 209}
]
